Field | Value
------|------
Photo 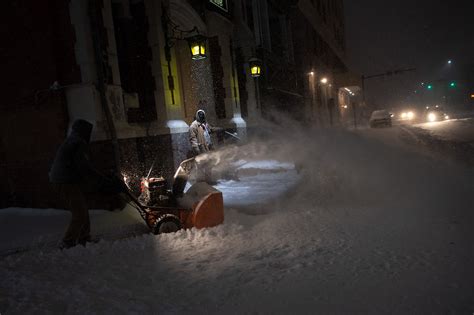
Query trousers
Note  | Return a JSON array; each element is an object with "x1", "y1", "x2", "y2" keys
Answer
[{"x1": 56, "y1": 183, "x2": 90, "y2": 244}]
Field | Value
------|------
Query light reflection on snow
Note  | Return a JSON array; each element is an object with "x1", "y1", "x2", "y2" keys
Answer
[
  {"x1": 237, "y1": 160, "x2": 295, "y2": 170},
  {"x1": 215, "y1": 163, "x2": 301, "y2": 209}
]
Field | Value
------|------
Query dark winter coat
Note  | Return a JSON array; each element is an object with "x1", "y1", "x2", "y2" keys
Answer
[{"x1": 49, "y1": 120, "x2": 116, "y2": 192}]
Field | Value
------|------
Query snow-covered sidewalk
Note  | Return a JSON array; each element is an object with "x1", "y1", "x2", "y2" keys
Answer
[{"x1": 0, "y1": 207, "x2": 147, "y2": 255}]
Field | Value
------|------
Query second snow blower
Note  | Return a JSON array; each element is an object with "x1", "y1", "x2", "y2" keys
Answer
[{"x1": 123, "y1": 157, "x2": 224, "y2": 234}]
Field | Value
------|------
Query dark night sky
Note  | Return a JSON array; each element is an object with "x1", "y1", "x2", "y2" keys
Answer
[{"x1": 344, "y1": 0, "x2": 474, "y2": 110}]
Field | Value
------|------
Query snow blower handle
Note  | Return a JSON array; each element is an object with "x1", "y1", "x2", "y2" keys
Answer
[{"x1": 225, "y1": 131, "x2": 241, "y2": 141}]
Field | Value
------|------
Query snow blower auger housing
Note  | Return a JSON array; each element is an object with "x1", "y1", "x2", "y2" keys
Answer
[{"x1": 124, "y1": 157, "x2": 224, "y2": 234}]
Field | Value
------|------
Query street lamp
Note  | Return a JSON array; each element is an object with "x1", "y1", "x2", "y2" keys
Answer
[
  {"x1": 320, "y1": 77, "x2": 328, "y2": 84},
  {"x1": 162, "y1": 5, "x2": 208, "y2": 61},
  {"x1": 448, "y1": 60, "x2": 452, "y2": 64},
  {"x1": 161, "y1": 4, "x2": 209, "y2": 104},
  {"x1": 248, "y1": 58, "x2": 262, "y2": 78},
  {"x1": 187, "y1": 35, "x2": 207, "y2": 60}
]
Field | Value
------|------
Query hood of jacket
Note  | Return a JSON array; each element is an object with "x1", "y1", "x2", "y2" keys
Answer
[
  {"x1": 196, "y1": 109, "x2": 206, "y2": 123},
  {"x1": 71, "y1": 119, "x2": 93, "y2": 143}
]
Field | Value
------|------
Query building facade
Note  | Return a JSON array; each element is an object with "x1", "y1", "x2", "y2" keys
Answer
[
  {"x1": 246, "y1": 0, "x2": 360, "y2": 126},
  {"x1": 1, "y1": 0, "x2": 262, "y2": 208},
  {"x1": 0, "y1": 0, "x2": 356, "y2": 209}
]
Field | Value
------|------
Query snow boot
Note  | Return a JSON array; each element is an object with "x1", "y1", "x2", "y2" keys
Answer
[
  {"x1": 78, "y1": 236, "x2": 101, "y2": 246},
  {"x1": 59, "y1": 240, "x2": 77, "y2": 250}
]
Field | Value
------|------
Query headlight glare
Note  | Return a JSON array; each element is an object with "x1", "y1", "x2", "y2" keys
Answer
[{"x1": 428, "y1": 112, "x2": 437, "y2": 122}]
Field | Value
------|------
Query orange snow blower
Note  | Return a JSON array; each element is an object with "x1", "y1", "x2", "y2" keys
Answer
[{"x1": 123, "y1": 157, "x2": 224, "y2": 234}]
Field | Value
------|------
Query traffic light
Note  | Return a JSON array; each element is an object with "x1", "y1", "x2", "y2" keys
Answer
[
  {"x1": 427, "y1": 84, "x2": 433, "y2": 90},
  {"x1": 449, "y1": 81, "x2": 456, "y2": 88}
]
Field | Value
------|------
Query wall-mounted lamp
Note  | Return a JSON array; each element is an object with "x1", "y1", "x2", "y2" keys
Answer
[
  {"x1": 162, "y1": 5, "x2": 207, "y2": 61},
  {"x1": 248, "y1": 58, "x2": 262, "y2": 78},
  {"x1": 187, "y1": 34, "x2": 207, "y2": 60},
  {"x1": 161, "y1": 5, "x2": 208, "y2": 104}
]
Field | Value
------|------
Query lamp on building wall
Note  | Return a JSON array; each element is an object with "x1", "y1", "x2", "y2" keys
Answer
[
  {"x1": 187, "y1": 34, "x2": 207, "y2": 60},
  {"x1": 248, "y1": 58, "x2": 262, "y2": 77},
  {"x1": 163, "y1": 25, "x2": 208, "y2": 61},
  {"x1": 161, "y1": 5, "x2": 208, "y2": 61},
  {"x1": 161, "y1": 4, "x2": 208, "y2": 104}
]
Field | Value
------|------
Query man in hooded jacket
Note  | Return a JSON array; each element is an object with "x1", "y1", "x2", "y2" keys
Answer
[
  {"x1": 189, "y1": 109, "x2": 223, "y2": 183},
  {"x1": 50, "y1": 119, "x2": 123, "y2": 249},
  {"x1": 189, "y1": 109, "x2": 214, "y2": 156}
]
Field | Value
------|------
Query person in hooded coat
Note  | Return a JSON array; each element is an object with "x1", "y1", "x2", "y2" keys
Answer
[
  {"x1": 189, "y1": 109, "x2": 214, "y2": 156},
  {"x1": 188, "y1": 109, "x2": 223, "y2": 183},
  {"x1": 49, "y1": 119, "x2": 123, "y2": 249}
]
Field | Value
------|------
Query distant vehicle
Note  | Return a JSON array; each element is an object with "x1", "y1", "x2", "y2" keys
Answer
[
  {"x1": 398, "y1": 110, "x2": 416, "y2": 122},
  {"x1": 424, "y1": 107, "x2": 449, "y2": 122},
  {"x1": 369, "y1": 110, "x2": 392, "y2": 128}
]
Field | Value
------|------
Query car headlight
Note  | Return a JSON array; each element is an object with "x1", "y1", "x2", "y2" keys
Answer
[
  {"x1": 428, "y1": 112, "x2": 437, "y2": 122},
  {"x1": 407, "y1": 111, "x2": 415, "y2": 120},
  {"x1": 401, "y1": 112, "x2": 407, "y2": 119},
  {"x1": 444, "y1": 115, "x2": 449, "y2": 120}
]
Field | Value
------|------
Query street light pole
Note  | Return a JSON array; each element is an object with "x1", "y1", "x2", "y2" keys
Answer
[{"x1": 352, "y1": 97, "x2": 357, "y2": 129}]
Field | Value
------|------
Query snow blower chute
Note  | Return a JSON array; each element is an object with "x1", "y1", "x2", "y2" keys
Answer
[{"x1": 123, "y1": 157, "x2": 224, "y2": 234}]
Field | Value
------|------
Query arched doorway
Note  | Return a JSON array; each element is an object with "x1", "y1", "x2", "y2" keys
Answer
[{"x1": 169, "y1": 0, "x2": 216, "y2": 124}]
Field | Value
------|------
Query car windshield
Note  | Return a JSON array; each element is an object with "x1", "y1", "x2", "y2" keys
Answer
[{"x1": 371, "y1": 110, "x2": 389, "y2": 119}]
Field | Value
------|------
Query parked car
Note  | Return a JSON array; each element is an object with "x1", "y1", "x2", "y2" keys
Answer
[{"x1": 369, "y1": 110, "x2": 392, "y2": 128}]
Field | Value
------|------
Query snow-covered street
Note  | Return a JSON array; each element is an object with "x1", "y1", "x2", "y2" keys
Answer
[
  {"x1": 414, "y1": 117, "x2": 474, "y2": 143},
  {"x1": 1, "y1": 127, "x2": 474, "y2": 314}
]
